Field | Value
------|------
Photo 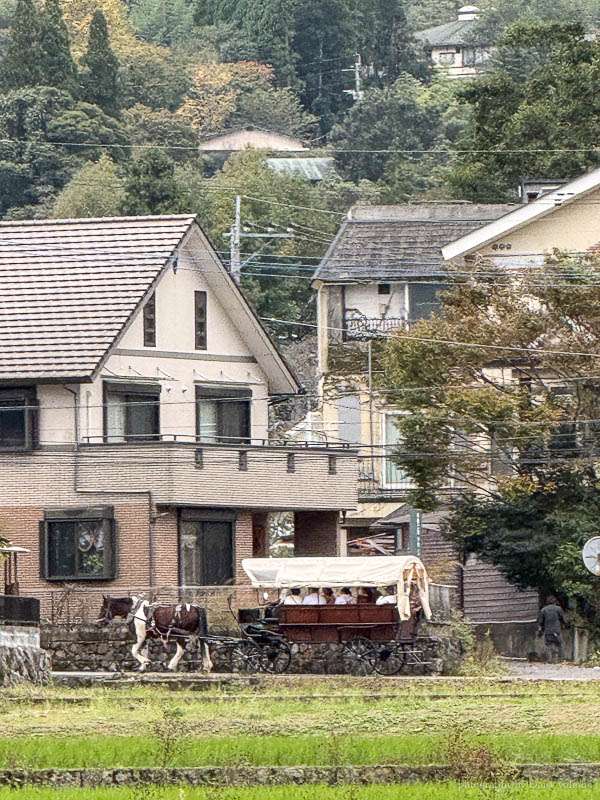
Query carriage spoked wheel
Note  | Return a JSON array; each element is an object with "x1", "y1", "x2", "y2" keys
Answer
[
  {"x1": 342, "y1": 637, "x2": 376, "y2": 676},
  {"x1": 258, "y1": 639, "x2": 292, "y2": 674},
  {"x1": 229, "y1": 640, "x2": 263, "y2": 673},
  {"x1": 373, "y1": 642, "x2": 406, "y2": 676}
]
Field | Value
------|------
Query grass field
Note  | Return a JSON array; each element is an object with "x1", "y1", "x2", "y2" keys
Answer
[
  {"x1": 0, "y1": 785, "x2": 599, "y2": 800},
  {"x1": 2, "y1": 732, "x2": 600, "y2": 769}
]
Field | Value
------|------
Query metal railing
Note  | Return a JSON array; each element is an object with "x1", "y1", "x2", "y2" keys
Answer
[
  {"x1": 79, "y1": 435, "x2": 355, "y2": 451},
  {"x1": 344, "y1": 315, "x2": 406, "y2": 340}
]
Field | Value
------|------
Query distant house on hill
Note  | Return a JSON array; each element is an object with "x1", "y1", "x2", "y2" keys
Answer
[
  {"x1": 198, "y1": 126, "x2": 308, "y2": 153},
  {"x1": 415, "y1": 5, "x2": 493, "y2": 78}
]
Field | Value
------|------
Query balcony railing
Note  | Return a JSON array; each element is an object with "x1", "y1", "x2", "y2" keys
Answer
[
  {"x1": 357, "y1": 455, "x2": 415, "y2": 500},
  {"x1": 344, "y1": 313, "x2": 406, "y2": 340}
]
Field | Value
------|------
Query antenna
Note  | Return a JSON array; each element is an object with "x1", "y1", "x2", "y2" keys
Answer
[{"x1": 582, "y1": 537, "x2": 600, "y2": 576}]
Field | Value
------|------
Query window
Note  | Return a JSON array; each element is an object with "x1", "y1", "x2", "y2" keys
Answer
[
  {"x1": 143, "y1": 293, "x2": 156, "y2": 347},
  {"x1": 104, "y1": 382, "x2": 160, "y2": 442},
  {"x1": 383, "y1": 413, "x2": 411, "y2": 488},
  {"x1": 408, "y1": 282, "x2": 448, "y2": 322},
  {"x1": 196, "y1": 386, "x2": 251, "y2": 444},
  {"x1": 378, "y1": 283, "x2": 391, "y2": 295},
  {"x1": 179, "y1": 510, "x2": 234, "y2": 585},
  {"x1": 0, "y1": 388, "x2": 38, "y2": 450},
  {"x1": 439, "y1": 51, "x2": 456, "y2": 64},
  {"x1": 40, "y1": 507, "x2": 115, "y2": 581},
  {"x1": 195, "y1": 291, "x2": 207, "y2": 350},
  {"x1": 462, "y1": 46, "x2": 489, "y2": 66}
]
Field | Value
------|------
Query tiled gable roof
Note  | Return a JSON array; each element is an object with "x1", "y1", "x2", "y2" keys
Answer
[
  {"x1": 415, "y1": 18, "x2": 482, "y2": 47},
  {"x1": 313, "y1": 204, "x2": 515, "y2": 283},
  {"x1": 0, "y1": 215, "x2": 196, "y2": 382}
]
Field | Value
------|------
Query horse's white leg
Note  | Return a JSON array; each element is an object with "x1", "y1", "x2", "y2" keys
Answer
[
  {"x1": 201, "y1": 641, "x2": 213, "y2": 673},
  {"x1": 167, "y1": 641, "x2": 185, "y2": 671},
  {"x1": 131, "y1": 619, "x2": 150, "y2": 671}
]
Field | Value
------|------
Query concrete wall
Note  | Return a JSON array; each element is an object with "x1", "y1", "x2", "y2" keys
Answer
[
  {"x1": 475, "y1": 621, "x2": 589, "y2": 663},
  {"x1": 0, "y1": 625, "x2": 40, "y2": 649}
]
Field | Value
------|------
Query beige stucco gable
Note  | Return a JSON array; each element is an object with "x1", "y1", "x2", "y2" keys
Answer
[{"x1": 475, "y1": 185, "x2": 600, "y2": 262}]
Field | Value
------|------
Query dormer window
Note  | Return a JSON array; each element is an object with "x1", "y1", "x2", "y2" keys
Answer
[{"x1": 0, "y1": 388, "x2": 38, "y2": 451}]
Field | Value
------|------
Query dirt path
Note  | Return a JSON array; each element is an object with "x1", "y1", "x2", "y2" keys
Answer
[{"x1": 505, "y1": 658, "x2": 600, "y2": 680}]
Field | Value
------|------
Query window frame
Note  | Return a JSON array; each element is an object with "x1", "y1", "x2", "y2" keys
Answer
[
  {"x1": 0, "y1": 387, "x2": 39, "y2": 452},
  {"x1": 103, "y1": 381, "x2": 161, "y2": 443},
  {"x1": 381, "y1": 411, "x2": 414, "y2": 489},
  {"x1": 194, "y1": 291, "x2": 207, "y2": 351},
  {"x1": 40, "y1": 507, "x2": 116, "y2": 582},
  {"x1": 195, "y1": 385, "x2": 251, "y2": 445},
  {"x1": 143, "y1": 292, "x2": 156, "y2": 348}
]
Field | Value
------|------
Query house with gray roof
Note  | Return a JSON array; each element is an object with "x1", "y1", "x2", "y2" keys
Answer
[
  {"x1": 0, "y1": 214, "x2": 356, "y2": 612},
  {"x1": 415, "y1": 6, "x2": 493, "y2": 78}
]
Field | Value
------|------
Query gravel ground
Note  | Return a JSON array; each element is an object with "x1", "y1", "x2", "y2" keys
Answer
[{"x1": 504, "y1": 658, "x2": 600, "y2": 680}]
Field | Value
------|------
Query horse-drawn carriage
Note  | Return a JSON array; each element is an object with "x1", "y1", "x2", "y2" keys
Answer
[
  {"x1": 98, "y1": 555, "x2": 432, "y2": 675},
  {"x1": 233, "y1": 555, "x2": 432, "y2": 675}
]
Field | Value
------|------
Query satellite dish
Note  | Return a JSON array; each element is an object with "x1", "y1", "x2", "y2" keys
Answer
[{"x1": 582, "y1": 537, "x2": 600, "y2": 576}]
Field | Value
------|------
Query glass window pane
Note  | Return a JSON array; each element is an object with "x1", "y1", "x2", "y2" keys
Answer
[
  {"x1": 220, "y1": 400, "x2": 250, "y2": 444},
  {"x1": 197, "y1": 399, "x2": 218, "y2": 442},
  {"x1": 195, "y1": 291, "x2": 207, "y2": 350},
  {"x1": 408, "y1": 283, "x2": 448, "y2": 322},
  {"x1": 48, "y1": 521, "x2": 76, "y2": 577},
  {"x1": 143, "y1": 293, "x2": 156, "y2": 347},
  {"x1": 126, "y1": 394, "x2": 159, "y2": 440},
  {"x1": 75, "y1": 520, "x2": 107, "y2": 577},
  {"x1": 0, "y1": 402, "x2": 26, "y2": 447},
  {"x1": 202, "y1": 521, "x2": 233, "y2": 584},
  {"x1": 384, "y1": 415, "x2": 410, "y2": 486},
  {"x1": 105, "y1": 392, "x2": 126, "y2": 442}
]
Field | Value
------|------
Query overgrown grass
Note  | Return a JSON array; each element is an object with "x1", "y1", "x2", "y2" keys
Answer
[
  {"x1": 2, "y1": 733, "x2": 600, "y2": 769},
  {"x1": 0, "y1": 784, "x2": 598, "y2": 800}
]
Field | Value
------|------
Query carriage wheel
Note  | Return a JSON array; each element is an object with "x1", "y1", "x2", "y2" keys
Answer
[
  {"x1": 230, "y1": 640, "x2": 262, "y2": 673},
  {"x1": 342, "y1": 637, "x2": 376, "y2": 676},
  {"x1": 259, "y1": 639, "x2": 292, "y2": 674},
  {"x1": 373, "y1": 642, "x2": 406, "y2": 676}
]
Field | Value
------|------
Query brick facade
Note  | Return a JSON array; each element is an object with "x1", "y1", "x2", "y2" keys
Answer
[{"x1": 294, "y1": 510, "x2": 340, "y2": 556}]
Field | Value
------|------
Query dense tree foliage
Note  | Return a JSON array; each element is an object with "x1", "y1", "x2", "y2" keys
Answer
[
  {"x1": 80, "y1": 10, "x2": 121, "y2": 117},
  {"x1": 120, "y1": 147, "x2": 187, "y2": 214},
  {"x1": 449, "y1": 23, "x2": 600, "y2": 201},
  {"x1": 51, "y1": 153, "x2": 125, "y2": 217}
]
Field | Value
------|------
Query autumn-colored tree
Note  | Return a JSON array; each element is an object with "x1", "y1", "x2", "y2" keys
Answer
[
  {"x1": 177, "y1": 61, "x2": 273, "y2": 133},
  {"x1": 60, "y1": 0, "x2": 137, "y2": 58}
]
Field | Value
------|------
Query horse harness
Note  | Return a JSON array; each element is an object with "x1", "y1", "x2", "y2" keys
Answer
[{"x1": 144, "y1": 602, "x2": 197, "y2": 643}]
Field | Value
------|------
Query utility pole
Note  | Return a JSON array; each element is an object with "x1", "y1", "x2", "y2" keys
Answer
[
  {"x1": 230, "y1": 195, "x2": 242, "y2": 281},
  {"x1": 224, "y1": 195, "x2": 294, "y2": 282},
  {"x1": 343, "y1": 54, "x2": 363, "y2": 102}
]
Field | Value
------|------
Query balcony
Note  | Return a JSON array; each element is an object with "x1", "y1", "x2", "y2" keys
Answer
[
  {"x1": 76, "y1": 438, "x2": 358, "y2": 511},
  {"x1": 357, "y1": 455, "x2": 415, "y2": 501},
  {"x1": 344, "y1": 312, "x2": 406, "y2": 340}
]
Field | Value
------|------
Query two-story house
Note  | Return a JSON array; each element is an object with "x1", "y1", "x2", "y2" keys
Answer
[
  {"x1": 0, "y1": 215, "x2": 357, "y2": 614},
  {"x1": 415, "y1": 6, "x2": 493, "y2": 79},
  {"x1": 312, "y1": 172, "x2": 600, "y2": 624}
]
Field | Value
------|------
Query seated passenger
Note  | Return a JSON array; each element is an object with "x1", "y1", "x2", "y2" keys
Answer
[
  {"x1": 283, "y1": 588, "x2": 302, "y2": 605},
  {"x1": 322, "y1": 588, "x2": 335, "y2": 605},
  {"x1": 376, "y1": 585, "x2": 397, "y2": 605},
  {"x1": 335, "y1": 587, "x2": 354, "y2": 605},
  {"x1": 357, "y1": 587, "x2": 375, "y2": 604},
  {"x1": 303, "y1": 587, "x2": 325, "y2": 605}
]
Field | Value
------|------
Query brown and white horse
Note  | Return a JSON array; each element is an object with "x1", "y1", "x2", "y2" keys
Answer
[{"x1": 97, "y1": 595, "x2": 212, "y2": 672}]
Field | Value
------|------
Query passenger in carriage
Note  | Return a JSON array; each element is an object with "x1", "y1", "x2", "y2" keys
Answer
[
  {"x1": 335, "y1": 587, "x2": 354, "y2": 605},
  {"x1": 357, "y1": 587, "x2": 376, "y2": 604},
  {"x1": 376, "y1": 585, "x2": 398, "y2": 605},
  {"x1": 302, "y1": 587, "x2": 325, "y2": 605},
  {"x1": 283, "y1": 588, "x2": 303, "y2": 605},
  {"x1": 321, "y1": 588, "x2": 335, "y2": 605}
]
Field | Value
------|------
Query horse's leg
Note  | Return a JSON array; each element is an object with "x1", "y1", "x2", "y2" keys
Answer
[
  {"x1": 200, "y1": 641, "x2": 213, "y2": 673},
  {"x1": 131, "y1": 619, "x2": 150, "y2": 671},
  {"x1": 167, "y1": 639, "x2": 185, "y2": 671}
]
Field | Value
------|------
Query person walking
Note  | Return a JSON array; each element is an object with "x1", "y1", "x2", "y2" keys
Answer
[{"x1": 537, "y1": 596, "x2": 569, "y2": 662}]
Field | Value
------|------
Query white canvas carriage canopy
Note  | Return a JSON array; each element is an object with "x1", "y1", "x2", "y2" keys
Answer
[{"x1": 242, "y1": 556, "x2": 431, "y2": 621}]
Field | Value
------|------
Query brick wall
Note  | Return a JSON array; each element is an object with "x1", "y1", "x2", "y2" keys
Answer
[
  {"x1": 294, "y1": 511, "x2": 340, "y2": 556},
  {"x1": 234, "y1": 511, "x2": 253, "y2": 584}
]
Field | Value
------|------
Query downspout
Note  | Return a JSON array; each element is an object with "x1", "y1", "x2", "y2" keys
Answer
[{"x1": 64, "y1": 386, "x2": 156, "y2": 588}]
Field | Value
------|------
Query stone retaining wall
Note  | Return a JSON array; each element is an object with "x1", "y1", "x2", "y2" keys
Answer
[
  {"x1": 2, "y1": 764, "x2": 600, "y2": 787},
  {"x1": 0, "y1": 625, "x2": 50, "y2": 686},
  {"x1": 41, "y1": 623, "x2": 462, "y2": 675}
]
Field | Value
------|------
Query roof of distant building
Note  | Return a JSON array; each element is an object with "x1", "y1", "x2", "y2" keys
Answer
[
  {"x1": 415, "y1": 6, "x2": 488, "y2": 47},
  {"x1": 198, "y1": 126, "x2": 309, "y2": 152},
  {"x1": 267, "y1": 157, "x2": 336, "y2": 181},
  {"x1": 312, "y1": 204, "x2": 515, "y2": 283}
]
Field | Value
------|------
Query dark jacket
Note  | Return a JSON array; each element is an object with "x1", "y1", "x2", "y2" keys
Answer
[{"x1": 537, "y1": 603, "x2": 568, "y2": 638}]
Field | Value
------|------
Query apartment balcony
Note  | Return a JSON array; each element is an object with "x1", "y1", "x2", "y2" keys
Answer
[
  {"x1": 357, "y1": 455, "x2": 415, "y2": 501},
  {"x1": 76, "y1": 438, "x2": 358, "y2": 512},
  {"x1": 344, "y1": 313, "x2": 406, "y2": 340}
]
